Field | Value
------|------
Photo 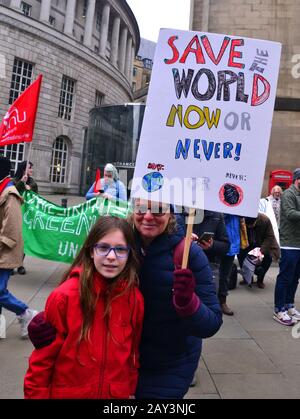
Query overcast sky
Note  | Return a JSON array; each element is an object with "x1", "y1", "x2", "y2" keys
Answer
[{"x1": 126, "y1": 0, "x2": 191, "y2": 43}]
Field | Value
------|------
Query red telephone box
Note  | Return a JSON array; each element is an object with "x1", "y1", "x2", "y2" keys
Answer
[{"x1": 269, "y1": 170, "x2": 293, "y2": 194}]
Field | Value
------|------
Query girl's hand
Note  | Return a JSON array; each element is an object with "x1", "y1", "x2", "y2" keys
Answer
[
  {"x1": 191, "y1": 233, "x2": 198, "y2": 241},
  {"x1": 25, "y1": 185, "x2": 31, "y2": 191}
]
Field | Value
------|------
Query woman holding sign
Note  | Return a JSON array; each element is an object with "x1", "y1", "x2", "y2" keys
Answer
[{"x1": 27, "y1": 199, "x2": 222, "y2": 399}]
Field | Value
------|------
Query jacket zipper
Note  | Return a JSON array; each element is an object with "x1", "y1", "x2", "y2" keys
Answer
[{"x1": 97, "y1": 318, "x2": 107, "y2": 398}]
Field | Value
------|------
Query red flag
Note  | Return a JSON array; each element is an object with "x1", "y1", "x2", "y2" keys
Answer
[
  {"x1": 0, "y1": 74, "x2": 43, "y2": 147},
  {"x1": 93, "y1": 168, "x2": 102, "y2": 193}
]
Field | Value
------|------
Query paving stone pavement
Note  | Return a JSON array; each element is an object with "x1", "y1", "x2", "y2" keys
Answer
[{"x1": 1, "y1": 195, "x2": 300, "y2": 399}]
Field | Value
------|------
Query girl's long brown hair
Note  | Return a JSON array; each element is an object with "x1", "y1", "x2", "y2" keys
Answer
[{"x1": 60, "y1": 216, "x2": 139, "y2": 342}]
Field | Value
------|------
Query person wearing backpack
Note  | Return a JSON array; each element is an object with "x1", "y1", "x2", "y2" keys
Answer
[{"x1": 27, "y1": 200, "x2": 222, "y2": 399}]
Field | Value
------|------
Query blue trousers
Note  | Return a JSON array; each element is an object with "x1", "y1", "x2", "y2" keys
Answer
[
  {"x1": 274, "y1": 249, "x2": 300, "y2": 312},
  {"x1": 0, "y1": 269, "x2": 27, "y2": 315}
]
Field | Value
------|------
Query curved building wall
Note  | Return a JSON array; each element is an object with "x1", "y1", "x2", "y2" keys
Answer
[
  {"x1": 0, "y1": 0, "x2": 139, "y2": 194},
  {"x1": 83, "y1": 103, "x2": 145, "y2": 195},
  {"x1": 191, "y1": 0, "x2": 300, "y2": 193}
]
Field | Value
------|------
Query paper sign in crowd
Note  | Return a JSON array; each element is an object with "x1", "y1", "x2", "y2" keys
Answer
[{"x1": 132, "y1": 29, "x2": 282, "y2": 216}]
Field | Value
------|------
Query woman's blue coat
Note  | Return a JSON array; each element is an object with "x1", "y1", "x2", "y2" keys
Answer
[{"x1": 136, "y1": 219, "x2": 222, "y2": 399}]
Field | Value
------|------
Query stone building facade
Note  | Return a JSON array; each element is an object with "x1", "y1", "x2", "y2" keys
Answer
[
  {"x1": 0, "y1": 0, "x2": 139, "y2": 193},
  {"x1": 190, "y1": 0, "x2": 300, "y2": 193},
  {"x1": 132, "y1": 38, "x2": 156, "y2": 103}
]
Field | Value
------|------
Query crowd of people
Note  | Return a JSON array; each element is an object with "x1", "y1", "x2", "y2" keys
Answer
[{"x1": 1, "y1": 155, "x2": 300, "y2": 399}]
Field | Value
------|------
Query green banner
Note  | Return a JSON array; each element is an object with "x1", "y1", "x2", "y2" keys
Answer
[{"x1": 22, "y1": 191, "x2": 132, "y2": 264}]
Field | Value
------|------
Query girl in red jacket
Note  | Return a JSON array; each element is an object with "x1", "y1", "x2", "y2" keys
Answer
[{"x1": 24, "y1": 216, "x2": 144, "y2": 399}]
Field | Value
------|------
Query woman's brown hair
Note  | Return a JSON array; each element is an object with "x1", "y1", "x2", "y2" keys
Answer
[{"x1": 60, "y1": 216, "x2": 139, "y2": 342}]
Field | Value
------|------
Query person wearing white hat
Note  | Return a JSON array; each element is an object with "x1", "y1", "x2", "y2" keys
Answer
[{"x1": 85, "y1": 163, "x2": 127, "y2": 201}]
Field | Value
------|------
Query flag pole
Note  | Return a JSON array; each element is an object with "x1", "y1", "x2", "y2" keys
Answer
[{"x1": 25, "y1": 141, "x2": 33, "y2": 179}]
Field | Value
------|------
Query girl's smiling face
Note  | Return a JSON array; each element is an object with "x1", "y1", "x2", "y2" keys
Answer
[{"x1": 91, "y1": 229, "x2": 129, "y2": 279}]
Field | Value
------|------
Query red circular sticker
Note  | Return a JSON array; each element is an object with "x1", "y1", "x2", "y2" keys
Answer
[{"x1": 219, "y1": 183, "x2": 243, "y2": 207}]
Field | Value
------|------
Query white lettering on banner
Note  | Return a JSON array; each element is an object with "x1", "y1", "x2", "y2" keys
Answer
[
  {"x1": 58, "y1": 241, "x2": 79, "y2": 258},
  {"x1": 2, "y1": 106, "x2": 26, "y2": 134},
  {"x1": 61, "y1": 218, "x2": 76, "y2": 234},
  {"x1": 45, "y1": 216, "x2": 60, "y2": 232}
]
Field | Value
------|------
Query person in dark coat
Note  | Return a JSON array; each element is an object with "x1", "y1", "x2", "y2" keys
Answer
[
  {"x1": 192, "y1": 211, "x2": 230, "y2": 310},
  {"x1": 219, "y1": 214, "x2": 241, "y2": 316},
  {"x1": 238, "y1": 213, "x2": 280, "y2": 289},
  {"x1": 13, "y1": 161, "x2": 38, "y2": 195},
  {"x1": 26, "y1": 199, "x2": 223, "y2": 399},
  {"x1": 13, "y1": 161, "x2": 39, "y2": 275}
]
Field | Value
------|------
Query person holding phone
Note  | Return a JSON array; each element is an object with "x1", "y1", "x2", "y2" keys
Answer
[{"x1": 193, "y1": 211, "x2": 230, "y2": 291}]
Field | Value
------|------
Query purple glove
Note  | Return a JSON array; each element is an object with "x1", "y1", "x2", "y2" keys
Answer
[
  {"x1": 28, "y1": 311, "x2": 56, "y2": 349},
  {"x1": 173, "y1": 269, "x2": 200, "y2": 316}
]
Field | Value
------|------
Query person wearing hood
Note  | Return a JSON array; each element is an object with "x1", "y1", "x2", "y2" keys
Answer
[
  {"x1": 0, "y1": 156, "x2": 37, "y2": 339},
  {"x1": 85, "y1": 163, "x2": 127, "y2": 201}
]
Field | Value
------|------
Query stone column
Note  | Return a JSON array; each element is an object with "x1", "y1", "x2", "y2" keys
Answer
[
  {"x1": 64, "y1": 0, "x2": 77, "y2": 36},
  {"x1": 124, "y1": 36, "x2": 133, "y2": 80},
  {"x1": 10, "y1": 0, "x2": 21, "y2": 9},
  {"x1": 83, "y1": 0, "x2": 96, "y2": 47},
  {"x1": 110, "y1": 15, "x2": 120, "y2": 67},
  {"x1": 201, "y1": 0, "x2": 210, "y2": 31},
  {"x1": 40, "y1": 0, "x2": 52, "y2": 23},
  {"x1": 119, "y1": 27, "x2": 128, "y2": 73},
  {"x1": 129, "y1": 45, "x2": 135, "y2": 84},
  {"x1": 99, "y1": 3, "x2": 110, "y2": 57}
]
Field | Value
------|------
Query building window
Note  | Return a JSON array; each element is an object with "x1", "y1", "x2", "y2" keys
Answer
[
  {"x1": 143, "y1": 58, "x2": 153, "y2": 69},
  {"x1": 21, "y1": 2, "x2": 32, "y2": 17},
  {"x1": 96, "y1": 9, "x2": 101, "y2": 31},
  {"x1": 49, "y1": 16, "x2": 56, "y2": 27},
  {"x1": 82, "y1": 0, "x2": 88, "y2": 18},
  {"x1": 58, "y1": 76, "x2": 75, "y2": 121},
  {"x1": 0, "y1": 143, "x2": 25, "y2": 174},
  {"x1": 50, "y1": 137, "x2": 68, "y2": 183},
  {"x1": 94, "y1": 45, "x2": 99, "y2": 54},
  {"x1": 132, "y1": 81, "x2": 136, "y2": 92},
  {"x1": 133, "y1": 67, "x2": 137, "y2": 77},
  {"x1": 9, "y1": 58, "x2": 33, "y2": 105},
  {"x1": 95, "y1": 90, "x2": 104, "y2": 107}
]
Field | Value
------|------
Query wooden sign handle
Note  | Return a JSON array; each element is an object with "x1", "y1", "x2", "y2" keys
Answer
[{"x1": 182, "y1": 207, "x2": 196, "y2": 269}]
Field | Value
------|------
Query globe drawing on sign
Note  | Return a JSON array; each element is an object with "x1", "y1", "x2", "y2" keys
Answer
[
  {"x1": 142, "y1": 172, "x2": 164, "y2": 192},
  {"x1": 219, "y1": 183, "x2": 243, "y2": 207}
]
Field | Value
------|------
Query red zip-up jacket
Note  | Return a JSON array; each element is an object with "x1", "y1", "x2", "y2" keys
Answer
[{"x1": 24, "y1": 267, "x2": 144, "y2": 399}]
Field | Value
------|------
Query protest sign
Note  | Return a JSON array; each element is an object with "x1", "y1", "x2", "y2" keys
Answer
[
  {"x1": 22, "y1": 191, "x2": 131, "y2": 264},
  {"x1": 131, "y1": 29, "x2": 281, "y2": 216}
]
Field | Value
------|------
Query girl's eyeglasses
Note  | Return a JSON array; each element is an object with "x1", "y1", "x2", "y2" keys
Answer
[{"x1": 94, "y1": 243, "x2": 130, "y2": 258}]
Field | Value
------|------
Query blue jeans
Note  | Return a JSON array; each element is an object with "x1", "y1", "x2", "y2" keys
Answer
[
  {"x1": 274, "y1": 249, "x2": 300, "y2": 312},
  {"x1": 0, "y1": 269, "x2": 27, "y2": 315}
]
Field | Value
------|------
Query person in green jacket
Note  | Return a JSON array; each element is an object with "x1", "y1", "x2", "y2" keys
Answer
[{"x1": 274, "y1": 168, "x2": 300, "y2": 326}]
